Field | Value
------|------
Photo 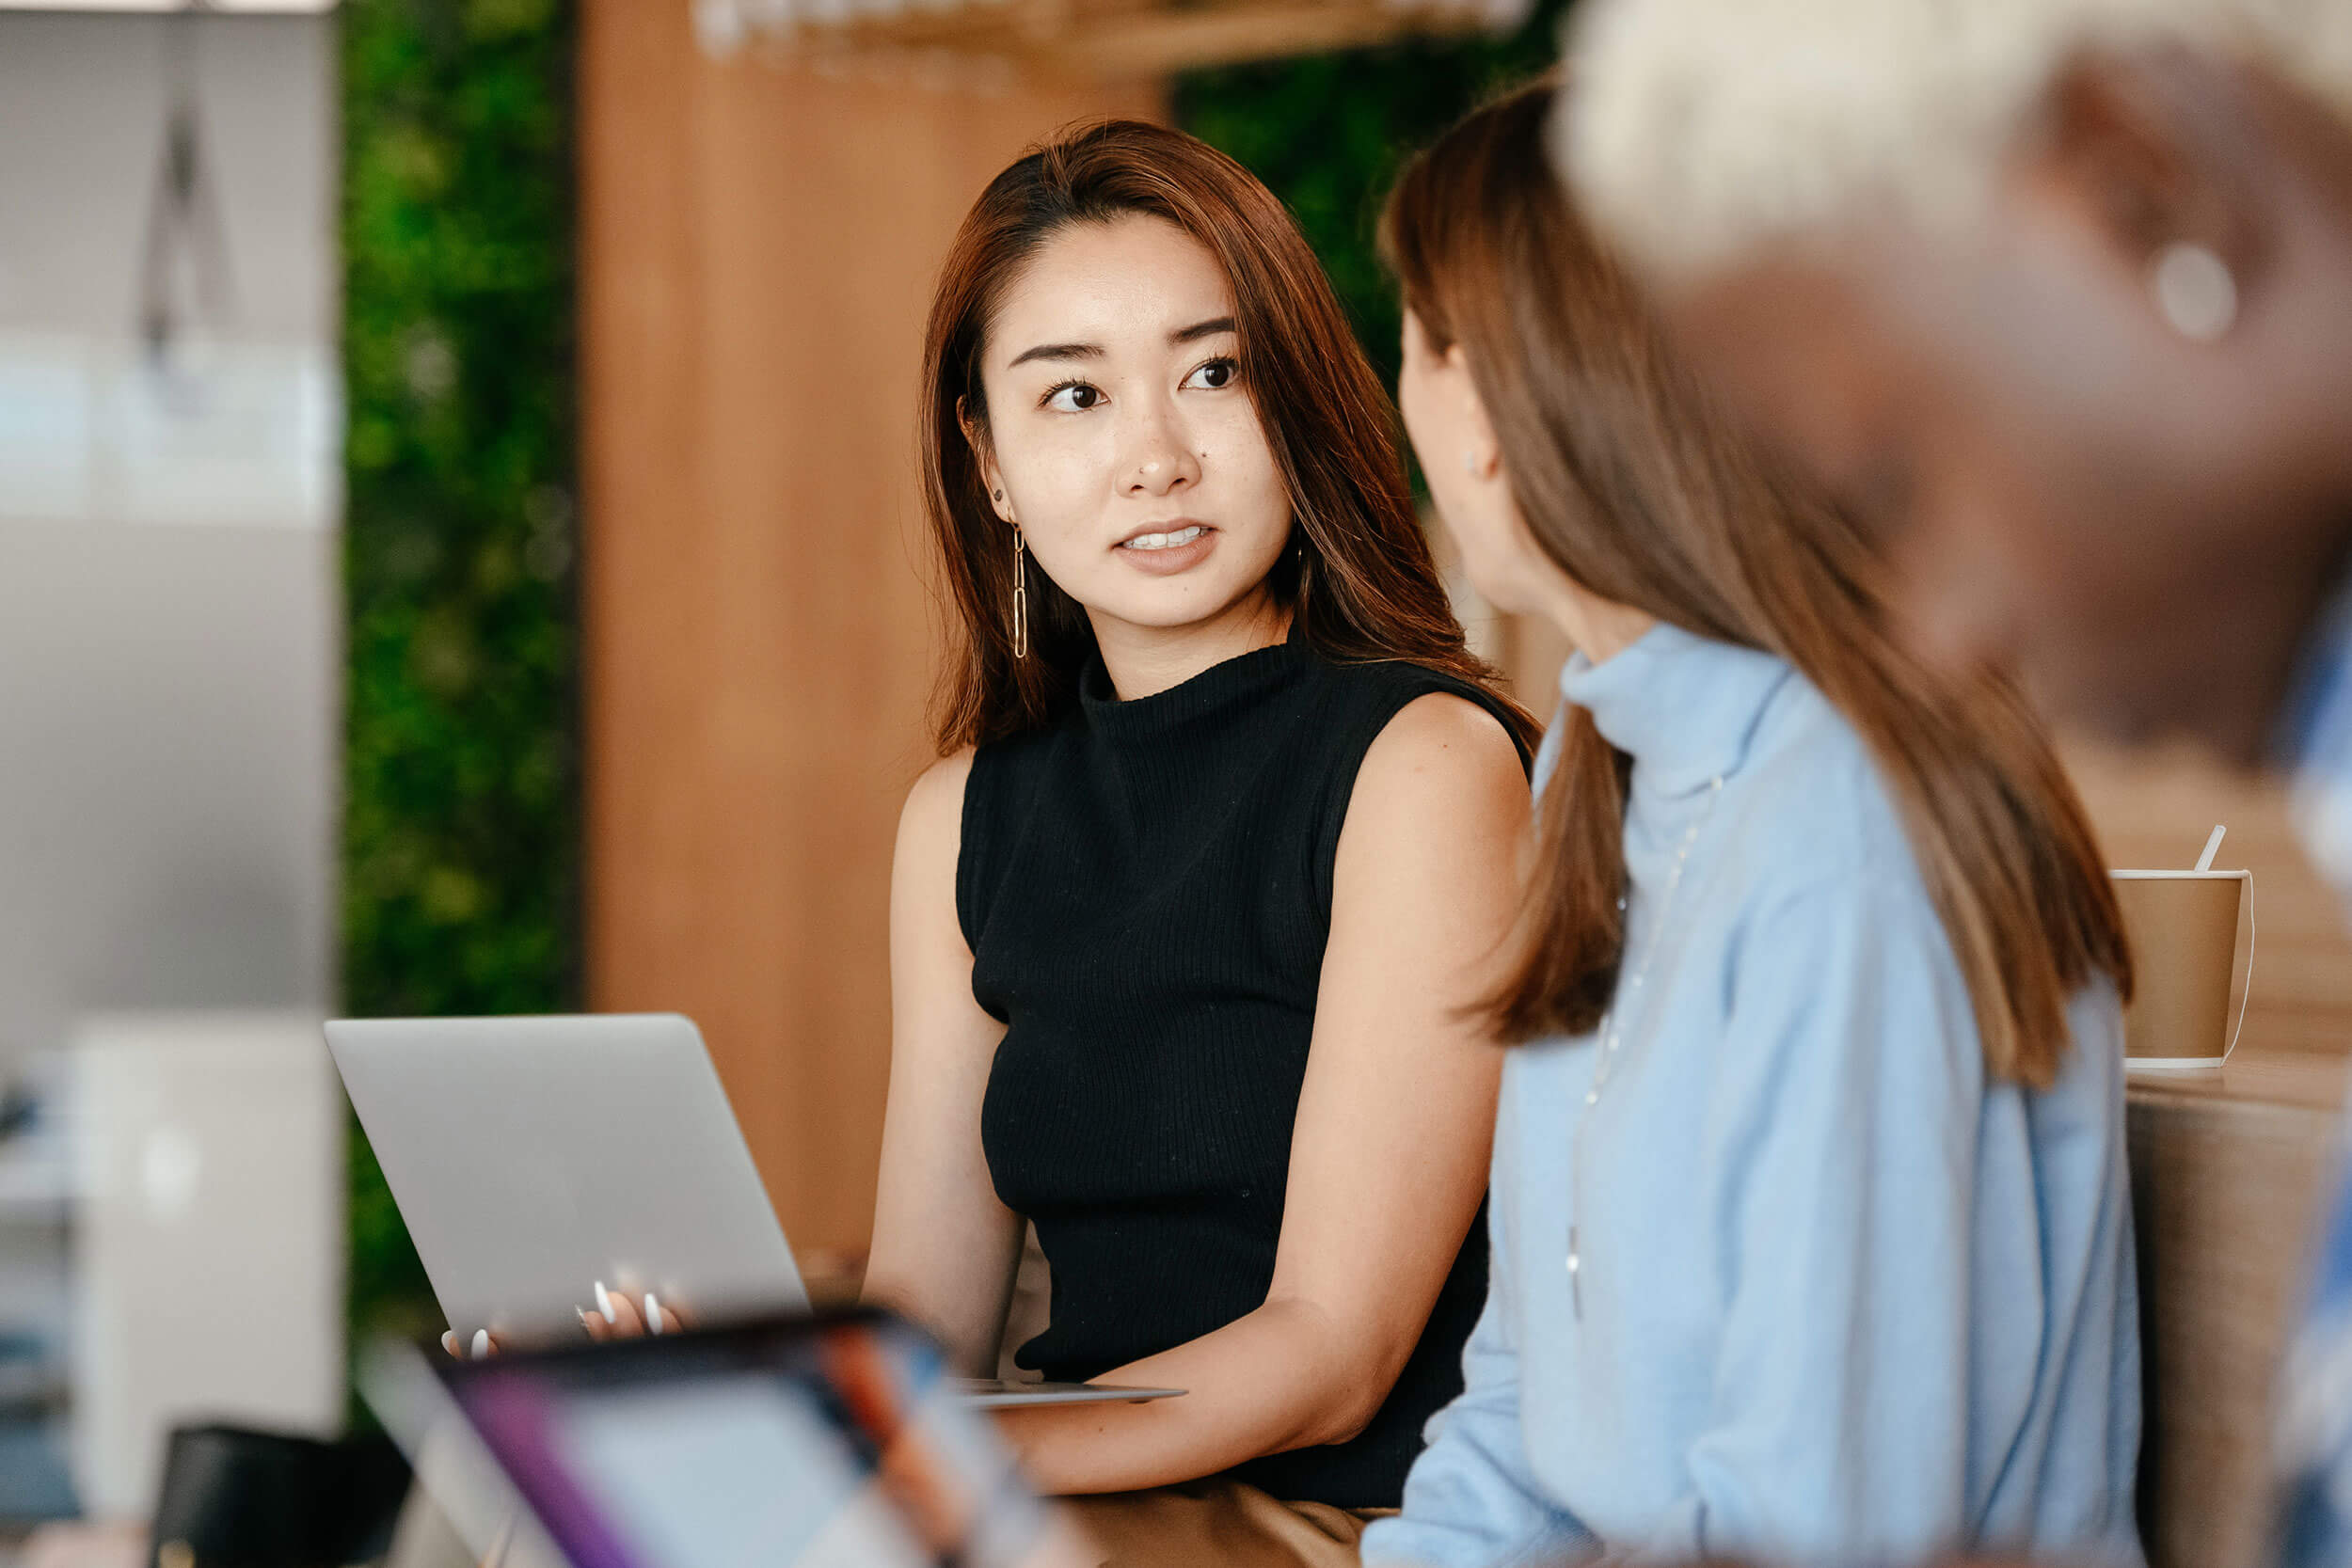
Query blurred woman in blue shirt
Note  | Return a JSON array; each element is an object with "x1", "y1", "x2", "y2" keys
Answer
[{"x1": 1363, "y1": 82, "x2": 2143, "y2": 1567}]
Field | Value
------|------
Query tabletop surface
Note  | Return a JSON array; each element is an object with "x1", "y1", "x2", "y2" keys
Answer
[{"x1": 2126, "y1": 1039, "x2": 2347, "y2": 1117}]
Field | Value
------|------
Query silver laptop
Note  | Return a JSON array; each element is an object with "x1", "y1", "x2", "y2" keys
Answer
[
  {"x1": 327, "y1": 1014, "x2": 810, "y2": 1343},
  {"x1": 327, "y1": 1013, "x2": 1180, "y2": 1410}
]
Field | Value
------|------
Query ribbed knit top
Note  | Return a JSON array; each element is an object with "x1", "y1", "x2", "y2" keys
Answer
[{"x1": 958, "y1": 626, "x2": 1528, "y2": 1508}]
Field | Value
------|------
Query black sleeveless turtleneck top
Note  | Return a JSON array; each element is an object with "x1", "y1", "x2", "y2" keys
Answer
[{"x1": 958, "y1": 630, "x2": 1528, "y2": 1508}]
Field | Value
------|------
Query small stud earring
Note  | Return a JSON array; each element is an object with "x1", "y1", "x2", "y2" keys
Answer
[
  {"x1": 1461, "y1": 451, "x2": 1477, "y2": 476},
  {"x1": 2151, "y1": 242, "x2": 2237, "y2": 342}
]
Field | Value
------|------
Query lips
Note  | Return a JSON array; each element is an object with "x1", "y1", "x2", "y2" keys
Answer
[
  {"x1": 1110, "y1": 521, "x2": 1217, "y2": 577},
  {"x1": 1118, "y1": 524, "x2": 1208, "y2": 552}
]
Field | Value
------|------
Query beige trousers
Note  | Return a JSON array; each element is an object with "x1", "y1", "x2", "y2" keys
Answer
[{"x1": 1060, "y1": 1481, "x2": 1388, "y2": 1568}]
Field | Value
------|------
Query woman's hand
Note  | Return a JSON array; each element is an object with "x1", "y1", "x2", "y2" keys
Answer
[
  {"x1": 439, "y1": 1281, "x2": 691, "y2": 1359},
  {"x1": 577, "y1": 1280, "x2": 692, "y2": 1340},
  {"x1": 439, "y1": 1327, "x2": 505, "y2": 1360}
]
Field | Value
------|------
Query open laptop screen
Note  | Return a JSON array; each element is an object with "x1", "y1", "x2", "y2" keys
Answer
[{"x1": 436, "y1": 1310, "x2": 1054, "y2": 1568}]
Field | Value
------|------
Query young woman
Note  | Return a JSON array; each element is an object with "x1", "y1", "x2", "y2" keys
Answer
[
  {"x1": 859, "y1": 121, "x2": 1536, "y2": 1563},
  {"x1": 1361, "y1": 83, "x2": 2143, "y2": 1567}
]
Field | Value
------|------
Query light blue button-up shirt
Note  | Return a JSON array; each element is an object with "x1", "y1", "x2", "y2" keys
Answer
[{"x1": 1361, "y1": 624, "x2": 2142, "y2": 1568}]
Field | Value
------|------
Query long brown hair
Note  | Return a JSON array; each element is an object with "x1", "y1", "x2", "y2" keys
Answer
[
  {"x1": 921, "y1": 119, "x2": 1535, "y2": 756},
  {"x1": 1382, "y1": 82, "x2": 2132, "y2": 1086}
]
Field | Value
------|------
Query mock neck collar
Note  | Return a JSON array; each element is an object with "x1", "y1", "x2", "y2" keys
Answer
[
  {"x1": 1078, "y1": 620, "x2": 1313, "y2": 742},
  {"x1": 1558, "y1": 621, "x2": 1793, "y2": 798}
]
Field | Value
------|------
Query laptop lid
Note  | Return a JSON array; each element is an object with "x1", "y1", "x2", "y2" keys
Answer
[{"x1": 326, "y1": 1014, "x2": 806, "y2": 1343}]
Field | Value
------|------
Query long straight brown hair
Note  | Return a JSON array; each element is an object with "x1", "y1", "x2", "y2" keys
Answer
[
  {"x1": 921, "y1": 119, "x2": 1535, "y2": 757},
  {"x1": 1382, "y1": 82, "x2": 2132, "y2": 1086}
]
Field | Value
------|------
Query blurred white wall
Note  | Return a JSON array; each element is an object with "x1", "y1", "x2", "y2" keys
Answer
[
  {"x1": 0, "y1": 8, "x2": 342, "y2": 1520},
  {"x1": 0, "y1": 10, "x2": 337, "y2": 1064}
]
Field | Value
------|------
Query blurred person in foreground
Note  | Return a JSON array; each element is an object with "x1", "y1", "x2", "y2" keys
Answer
[
  {"x1": 1558, "y1": 2, "x2": 2352, "y2": 1561},
  {"x1": 1365, "y1": 80, "x2": 2142, "y2": 1568}
]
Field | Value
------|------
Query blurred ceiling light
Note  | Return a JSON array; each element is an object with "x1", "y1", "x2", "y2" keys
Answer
[{"x1": 693, "y1": 0, "x2": 1529, "y2": 77}]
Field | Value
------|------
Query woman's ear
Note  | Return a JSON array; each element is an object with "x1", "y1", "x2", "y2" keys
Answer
[
  {"x1": 957, "y1": 395, "x2": 1015, "y2": 523},
  {"x1": 2033, "y1": 47, "x2": 2270, "y2": 323},
  {"x1": 1445, "y1": 343, "x2": 1506, "y2": 483}
]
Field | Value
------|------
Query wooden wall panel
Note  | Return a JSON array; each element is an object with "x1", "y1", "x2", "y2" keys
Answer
[{"x1": 580, "y1": 5, "x2": 1161, "y2": 1264}]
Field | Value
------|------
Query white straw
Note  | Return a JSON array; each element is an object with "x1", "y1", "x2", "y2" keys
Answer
[{"x1": 2195, "y1": 824, "x2": 2227, "y2": 872}]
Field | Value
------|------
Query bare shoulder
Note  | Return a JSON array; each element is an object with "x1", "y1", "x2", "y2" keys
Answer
[
  {"x1": 1329, "y1": 691, "x2": 1530, "y2": 983},
  {"x1": 896, "y1": 747, "x2": 977, "y2": 874},
  {"x1": 1353, "y1": 692, "x2": 1529, "y2": 819},
  {"x1": 902, "y1": 747, "x2": 976, "y2": 824}
]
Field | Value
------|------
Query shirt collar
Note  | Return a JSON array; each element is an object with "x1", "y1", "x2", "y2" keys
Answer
[{"x1": 1558, "y1": 621, "x2": 1793, "y2": 798}]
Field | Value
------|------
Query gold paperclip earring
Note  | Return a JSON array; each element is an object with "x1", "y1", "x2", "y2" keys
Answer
[{"x1": 1011, "y1": 528, "x2": 1029, "y2": 660}]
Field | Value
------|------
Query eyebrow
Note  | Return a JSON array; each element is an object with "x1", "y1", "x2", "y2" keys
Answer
[
  {"x1": 1006, "y1": 315, "x2": 1237, "y2": 370},
  {"x1": 1007, "y1": 340, "x2": 1102, "y2": 369},
  {"x1": 1170, "y1": 315, "x2": 1236, "y2": 345}
]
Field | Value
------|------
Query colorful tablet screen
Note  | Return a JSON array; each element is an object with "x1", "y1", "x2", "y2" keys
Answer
[{"x1": 439, "y1": 1311, "x2": 1050, "y2": 1568}]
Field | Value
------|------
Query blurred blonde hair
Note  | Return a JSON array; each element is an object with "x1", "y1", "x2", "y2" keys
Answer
[{"x1": 1562, "y1": 0, "x2": 2352, "y2": 281}]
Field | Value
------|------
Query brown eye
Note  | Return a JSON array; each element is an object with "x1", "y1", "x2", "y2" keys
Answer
[
  {"x1": 1184, "y1": 357, "x2": 1238, "y2": 391},
  {"x1": 1044, "y1": 382, "x2": 1103, "y2": 412}
]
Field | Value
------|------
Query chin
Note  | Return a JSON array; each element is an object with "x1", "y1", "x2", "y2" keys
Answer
[
  {"x1": 1463, "y1": 567, "x2": 1534, "y2": 619},
  {"x1": 1098, "y1": 555, "x2": 1285, "y2": 623},
  {"x1": 1090, "y1": 580, "x2": 1252, "y2": 631}
]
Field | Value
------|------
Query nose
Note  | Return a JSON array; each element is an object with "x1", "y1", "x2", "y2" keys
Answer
[{"x1": 1120, "y1": 392, "x2": 1200, "y2": 498}]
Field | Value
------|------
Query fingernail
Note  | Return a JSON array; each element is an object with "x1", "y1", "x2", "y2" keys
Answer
[
  {"x1": 576, "y1": 1306, "x2": 592, "y2": 1331},
  {"x1": 595, "y1": 1280, "x2": 616, "y2": 1324},
  {"x1": 644, "y1": 1293, "x2": 662, "y2": 1336},
  {"x1": 442, "y1": 1331, "x2": 460, "y2": 1358},
  {"x1": 471, "y1": 1329, "x2": 491, "y2": 1359}
]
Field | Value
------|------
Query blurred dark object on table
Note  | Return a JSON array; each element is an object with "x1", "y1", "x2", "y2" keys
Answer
[{"x1": 146, "y1": 1425, "x2": 408, "y2": 1568}]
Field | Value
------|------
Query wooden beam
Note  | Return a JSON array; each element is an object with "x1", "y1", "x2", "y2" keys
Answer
[
  {"x1": 1031, "y1": 3, "x2": 1489, "y2": 76},
  {"x1": 731, "y1": 0, "x2": 1501, "y2": 78},
  {"x1": 580, "y1": 0, "x2": 1164, "y2": 1266}
]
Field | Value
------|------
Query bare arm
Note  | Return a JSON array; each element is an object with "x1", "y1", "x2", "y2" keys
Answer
[
  {"x1": 995, "y1": 694, "x2": 1528, "y2": 1495},
  {"x1": 862, "y1": 750, "x2": 1027, "y2": 1375}
]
